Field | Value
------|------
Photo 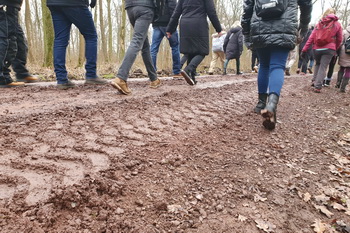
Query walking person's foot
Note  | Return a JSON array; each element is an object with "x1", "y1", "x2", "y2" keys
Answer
[
  {"x1": 110, "y1": 77, "x2": 131, "y2": 95},
  {"x1": 180, "y1": 70, "x2": 195, "y2": 86}
]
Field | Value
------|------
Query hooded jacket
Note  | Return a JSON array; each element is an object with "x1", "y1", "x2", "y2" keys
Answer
[
  {"x1": 0, "y1": 0, "x2": 23, "y2": 9},
  {"x1": 46, "y1": 0, "x2": 90, "y2": 7},
  {"x1": 302, "y1": 14, "x2": 343, "y2": 52},
  {"x1": 241, "y1": 0, "x2": 312, "y2": 50},
  {"x1": 338, "y1": 25, "x2": 350, "y2": 68},
  {"x1": 223, "y1": 27, "x2": 243, "y2": 60}
]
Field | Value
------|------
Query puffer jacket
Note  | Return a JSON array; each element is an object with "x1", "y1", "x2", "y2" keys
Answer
[
  {"x1": 338, "y1": 25, "x2": 350, "y2": 68},
  {"x1": 47, "y1": 0, "x2": 90, "y2": 7},
  {"x1": 125, "y1": 0, "x2": 155, "y2": 9},
  {"x1": 0, "y1": 0, "x2": 23, "y2": 9},
  {"x1": 223, "y1": 27, "x2": 243, "y2": 60},
  {"x1": 241, "y1": 0, "x2": 312, "y2": 50},
  {"x1": 302, "y1": 14, "x2": 343, "y2": 52}
]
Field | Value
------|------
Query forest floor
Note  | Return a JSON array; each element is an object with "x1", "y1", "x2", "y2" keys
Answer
[{"x1": 0, "y1": 72, "x2": 350, "y2": 233}]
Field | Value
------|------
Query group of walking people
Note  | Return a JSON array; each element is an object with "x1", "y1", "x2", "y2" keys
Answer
[{"x1": 1, "y1": 0, "x2": 349, "y2": 130}]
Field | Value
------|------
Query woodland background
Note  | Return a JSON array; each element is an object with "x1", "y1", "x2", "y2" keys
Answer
[{"x1": 21, "y1": 0, "x2": 350, "y2": 78}]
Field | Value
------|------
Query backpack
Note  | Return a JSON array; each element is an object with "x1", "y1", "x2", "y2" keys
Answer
[
  {"x1": 314, "y1": 21, "x2": 336, "y2": 47},
  {"x1": 255, "y1": 0, "x2": 288, "y2": 19},
  {"x1": 344, "y1": 35, "x2": 350, "y2": 54}
]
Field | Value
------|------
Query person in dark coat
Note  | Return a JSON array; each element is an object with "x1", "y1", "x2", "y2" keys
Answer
[
  {"x1": 166, "y1": 0, "x2": 222, "y2": 85},
  {"x1": 0, "y1": 0, "x2": 37, "y2": 87},
  {"x1": 297, "y1": 26, "x2": 313, "y2": 75},
  {"x1": 151, "y1": 0, "x2": 181, "y2": 77},
  {"x1": 223, "y1": 21, "x2": 243, "y2": 75},
  {"x1": 241, "y1": 0, "x2": 312, "y2": 130},
  {"x1": 47, "y1": 0, "x2": 108, "y2": 90}
]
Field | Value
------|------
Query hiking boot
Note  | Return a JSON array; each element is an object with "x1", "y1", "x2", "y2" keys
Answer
[
  {"x1": 314, "y1": 88, "x2": 321, "y2": 93},
  {"x1": 110, "y1": 77, "x2": 131, "y2": 95},
  {"x1": 180, "y1": 70, "x2": 195, "y2": 86},
  {"x1": 261, "y1": 94, "x2": 279, "y2": 130},
  {"x1": 340, "y1": 89, "x2": 346, "y2": 93},
  {"x1": 307, "y1": 67, "x2": 313, "y2": 74},
  {"x1": 296, "y1": 68, "x2": 300, "y2": 74},
  {"x1": 0, "y1": 81, "x2": 25, "y2": 88},
  {"x1": 150, "y1": 79, "x2": 161, "y2": 88},
  {"x1": 253, "y1": 66, "x2": 258, "y2": 73},
  {"x1": 85, "y1": 77, "x2": 108, "y2": 85},
  {"x1": 208, "y1": 72, "x2": 214, "y2": 75},
  {"x1": 236, "y1": 71, "x2": 243, "y2": 75},
  {"x1": 57, "y1": 80, "x2": 76, "y2": 90},
  {"x1": 173, "y1": 73, "x2": 182, "y2": 79},
  {"x1": 254, "y1": 93, "x2": 268, "y2": 114},
  {"x1": 285, "y1": 69, "x2": 290, "y2": 76},
  {"x1": 17, "y1": 75, "x2": 38, "y2": 83},
  {"x1": 323, "y1": 80, "x2": 330, "y2": 87}
]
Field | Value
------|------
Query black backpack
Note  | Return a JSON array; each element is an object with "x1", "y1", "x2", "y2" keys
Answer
[
  {"x1": 255, "y1": 0, "x2": 288, "y2": 19},
  {"x1": 345, "y1": 35, "x2": 350, "y2": 54}
]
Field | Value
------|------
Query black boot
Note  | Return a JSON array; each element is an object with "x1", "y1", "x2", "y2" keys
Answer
[
  {"x1": 261, "y1": 93, "x2": 279, "y2": 130},
  {"x1": 254, "y1": 93, "x2": 268, "y2": 114},
  {"x1": 223, "y1": 68, "x2": 227, "y2": 75}
]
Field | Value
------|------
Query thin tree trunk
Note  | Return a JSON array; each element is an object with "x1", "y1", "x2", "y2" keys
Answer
[
  {"x1": 107, "y1": 0, "x2": 113, "y2": 61},
  {"x1": 118, "y1": 0, "x2": 126, "y2": 62},
  {"x1": 99, "y1": 0, "x2": 109, "y2": 62},
  {"x1": 77, "y1": 34, "x2": 85, "y2": 68},
  {"x1": 41, "y1": 0, "x2": 54, "y2": 67},
  {"x1": 24, "y1": 0, "x2": 34, "y2": 62}
]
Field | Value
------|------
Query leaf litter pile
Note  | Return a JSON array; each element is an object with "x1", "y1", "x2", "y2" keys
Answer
[{"x1": 0, "y1": 74, "x2": 349, "y2": 232}]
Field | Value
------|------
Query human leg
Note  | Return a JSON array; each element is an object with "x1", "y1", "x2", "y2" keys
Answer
[
  {"x1": 223, "y1": 59, "x2": 229, "y2": 75},
  {"x1": 340, "y1": 67, "x2": 350, "y2": 92},
  {"x1": 335, "y1": 67, "x2": 344, "y2": 88},
  {"x1": 150, "y1": 26, "x2": 164, "y2": 72},
  {"x1": 167, "y1": 29, "x2": 181, "y2": 75},
  {"x1": 209, "y1": 52, "x2": 219, "y2": 73},
  {"x1": 141, "y1": 35, "x2": 157, "y2": 82},
  {"x1": 313, "y1": 50, "x2": 334, "y2": 90},
  {"x1": 236, "y1": 58, "x2": 242, "y2": 74}
]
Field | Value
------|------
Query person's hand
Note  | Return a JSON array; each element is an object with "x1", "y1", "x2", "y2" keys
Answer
[
  {"x1": 166, "y1": 32, "x2": 172, "y2": 38},
  {"x1": 300, "y1": 51, "x2": 307, "y2": 60},
  {"x1": 217, "y1": 31, "x2": 224, "y2": 37},
  {"x1": 90, "y1": 0, "x2": 96, "y2": 8}
]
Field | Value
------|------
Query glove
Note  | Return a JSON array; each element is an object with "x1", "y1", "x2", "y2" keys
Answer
[{"x1": 90, "y1": 0, "x2": 96, "y2": 8}]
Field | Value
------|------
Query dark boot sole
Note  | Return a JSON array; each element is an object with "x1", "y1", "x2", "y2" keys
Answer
[
  {"x1": 261, "y1": 109, "x2": 276, "y2": 130},
  {"x1": 180, "y1": 70, "x2": 195, "y2": 86}
]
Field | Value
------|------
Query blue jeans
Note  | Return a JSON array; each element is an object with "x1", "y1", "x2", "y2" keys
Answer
[
  {"x1": 117, "y1": 6, "x2": 157, "y2": 81},
  {"x1": 151, "y1": 26, "x2": 181, "y2": 74},
  {"x1": 49, "y1": 6, "x2": 98, "y2": 84},
  {"x1": 257, "y1": 47, "x2": 290, "y2": 96}
]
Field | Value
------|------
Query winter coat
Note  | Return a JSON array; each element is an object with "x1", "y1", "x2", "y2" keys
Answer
[
  {"x1": 125, "y1": 0, "x2": 155, "y2": 9},
  {"x1": 166, "y1": 0, "x2": 222, "y2": 56},
  {"x1": 302, "y1": 14, "x2": 343, "y2": 52},
  {"x1": 223, "y1": 27, "x2": 243, "y2": 60},
  {"x1": 0, "y1": 0, "x2": 23, "y2": 9},
  {"x1": 338, "y1": 25, "x2": 350, "y2": 68},
  {"x1": 153, "y1": 0, "x2": 176, "y2": 27},
  {"x1": 47, "y1": 0, "x2": 90, "y2": 7},
  {"x1": 299, "y1": 27, "x2": 313, "y2": 55},
  {"x1": 241, "y1": 0, "x2": 312, "y2": 50}
]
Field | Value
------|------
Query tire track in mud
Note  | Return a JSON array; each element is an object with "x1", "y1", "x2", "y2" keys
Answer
[{"x1": 0, "y1": 77, "x2": 256, "y2": 207}]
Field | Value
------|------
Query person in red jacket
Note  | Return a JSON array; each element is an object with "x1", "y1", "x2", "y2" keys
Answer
[{"x1": 301, "y1": 8, "x2": 343, "y2": 93}]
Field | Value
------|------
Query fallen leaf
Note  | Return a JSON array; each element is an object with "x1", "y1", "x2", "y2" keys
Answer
[
  {"x1": 255, "y1": 219, "x2": 276, "y2": 232},
  {"x1": 314, "y1": 194, "x2": 330, "y2": 203},
  {"x1": 304, "y1": 192, "x2": 311, "y2": 202},
  {"x1": 311, "y1": 219, "x2": 327, "y2": 233},
  {"x1": 238, "y1": 214, "x2": 247, "y2": 222},
  {"x1": 254, "y1": 194, "x2": 267, "y2": 202},
  {"x1": 314, "y1": 204, "x2": 334, "y2": 218}
]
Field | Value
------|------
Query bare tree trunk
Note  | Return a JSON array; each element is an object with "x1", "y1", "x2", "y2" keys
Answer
[
  {"x1": 118, "y1": 0, "x2": 126, "y2": 62},
  {"x1": 107, "y1": 0, "x2": 113, "y2": 61},
  {"x1": 77, "y1": 33, "x2": 85, "y2": 68},
  {"x1": 41, "y1": 0, "x2": 54, "y2": 67},
  {"x1": 24, "y1": 0, "x2": 34, "y2": 62},
  {"x1": 99, "y1": 0, "x2": 109, "y2": 62}
]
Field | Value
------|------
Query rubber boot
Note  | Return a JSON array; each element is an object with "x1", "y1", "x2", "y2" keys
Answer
[
  {"x1": 340, "y1": 77, "x2": 349, "y2": 92},
  {"x1": 261, "y1": 93, "x2": 279, "y2": 130},
  {"x1": 254, "y1": 93, "x2": 268, "y2": 114}
]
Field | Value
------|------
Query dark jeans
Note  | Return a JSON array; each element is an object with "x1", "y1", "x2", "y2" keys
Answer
[
  {"x1": 313, "y1": 49, "x2": 335, "y2": 89},
  {"x1": 151, "y1": 26, "x2": 181, "y2": 74},
  {"x1": 49, "y1": 6, "x2": 98, "y2": 84},
  {"x1": 224, "y1": 58, "x2": 240, "y2": 73},
  {"x1": 117, "y1": 6, "x2": 157, "y2": 81},
  {"x1": 251, "y1": 49, "x2": 259, "y2": 70},
  {"x1": 0, "y1": 6, "x2": 23, "y2": 85},
  {"x1": 325, "y1": 55, "x2": 337, "y2": 81},
  {"x1": 257, "y1": 47, "x2": 290, "y2": 96}
]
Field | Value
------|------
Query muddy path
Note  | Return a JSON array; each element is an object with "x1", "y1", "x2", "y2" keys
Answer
[{"x1": 0, "y1": 74, "x2": 349, "y2": 232}]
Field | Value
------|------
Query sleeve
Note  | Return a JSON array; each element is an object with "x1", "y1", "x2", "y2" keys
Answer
[
  {"x1": 238, "y1": 30, "x2": 244, "y2": 53},
  {"x1": 241, "y1": 0, "x2": 254, "y2": 36},
  {"x1": 335, "y1": 23, "x2": 343, "y2": 50},
  {"x1": 166, "y1": 0, "x2": 183, "y2": 34},
  {"x1": 298, "y1": 0, "x2": 312, "y2": 37},
  {"x1": 223, "y1": 31, "x2": 230, "y2": 52},
  {"x1": 302, "y1": 27, "x2": 316, "y2": 52},
  {"x1": 204, "y1": 0, "x2": 222, "y2": 33},
  {"x1": 168, "y1": 0, "x2": 176, "y2": 14}
]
